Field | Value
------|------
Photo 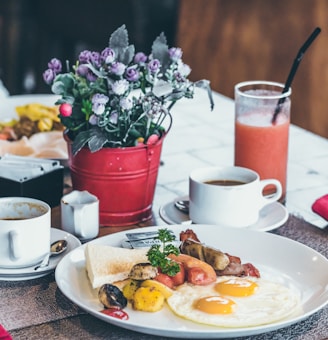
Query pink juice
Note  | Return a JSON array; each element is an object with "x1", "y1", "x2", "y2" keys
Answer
[{"x1": 234, "y1": 112, "x2": 289, "y2": 201}]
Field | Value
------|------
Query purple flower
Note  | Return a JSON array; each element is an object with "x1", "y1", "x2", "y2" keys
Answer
[
  {"x1": 47, "y1": 58, "x2": 62, "y2": 73},
  {"x1": 119, "y1": 97, "x2": 133, "y2": 110},
  {"x1": 111, "y1": 62, "x2": 126, "y2": 76},
  {"x1": 78, "y1": 50, "x2": 92, "y2": 63},
  {"x1": 76, "y1": 64, "x2": 89, "y2": 77},
  {"x1": 92, "y1": 93, "x2": 109, "y2": 105},
  {"x1": 92, "y1": 93, "x2": 109, "y2": 115},
  {"x1": 43, "y1": 69, "x2": 56, "y2": 85},
  {"x1": 169, "y1": 47, "x2": 183, "y2": 61},
  {"x1": 146, "y1": 101, "x2": 162, "y2": 117},
  {"x1": 134, "y1": 52, "x2": 147, "y2": 64},
  {"x1": 89, "y1": 114, "x2": 99, "y2": 125},
  {"x1": 173, "y1": 71, "x2": 185, "y2": 83},
  {"x1": 125, "y1": 66, "x2": 139, "y2": 82},
  {"x1": 112, "y1": 79, "x2": 129, "y2": 95},
  {"x1": 86, "y1": 71, "x2": 97, "y2": 82},
  {"x1": 147, "y1": 59, "x2": 161, "y2": 74},
  {"x1": 90, "y1": 51, "x2": 101, "y2": 67},
  {"x1": 101, "y1": 48, "x2": 115, "y2": 64},
  {"x1": 109, "y1": 111, "x2": 118, "y2": 124}
]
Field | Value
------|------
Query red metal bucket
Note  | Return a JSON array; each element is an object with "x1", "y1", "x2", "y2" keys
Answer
[{"x1": 66, "y1": 138, "x2": 164, "y2": 226}]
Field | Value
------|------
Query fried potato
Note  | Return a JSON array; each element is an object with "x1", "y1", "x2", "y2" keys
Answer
[
  {"x1": 132, "y1": 286, "x2": 165, "y2": 312},
  {"x1": 141, "y1": 279, "x2": 173, "y2": 299},
  {"x1": 122, "y1": 279, "x2": 141, "y2": 301}
]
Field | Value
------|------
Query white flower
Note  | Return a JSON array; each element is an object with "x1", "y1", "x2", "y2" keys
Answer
[
  {"x1": 120, "y1": 97, "x2": 133, "y2": 110},
  {"x1": 112, "y1": 79, "x2": 129, "y2": 95},
  {"x1": 177, "y1": 60, "x2": 191, "y2": 77},
  {"x1": 92, "y1": 93, "x2": 109, "y2": 115},
  {"x1": 89, "y1": 114, "x2": 98, "y2": 125}
]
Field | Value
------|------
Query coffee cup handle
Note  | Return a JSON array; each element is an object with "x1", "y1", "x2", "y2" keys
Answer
[
  {"x1": 9, "y1": 230, "x2": 22, "y2": 260},
  {"x1": 73, "y1": 206, "x2": 86, "y2": 238},
  {"x1": 259, "y1": 179, "x2": 282, "y2": 205}
]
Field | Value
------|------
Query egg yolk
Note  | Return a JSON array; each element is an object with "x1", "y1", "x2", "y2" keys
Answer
[
  {"x1": 215, "y1": 278, "x2": 258, "y2": 297},
  {"x1": 195, "y1": 296, "x2": 235, "y2": 314}
]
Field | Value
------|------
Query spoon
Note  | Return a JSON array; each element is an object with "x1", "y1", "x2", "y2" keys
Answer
[
  {"x1": 174, "y1": 200, "x2": 189, "y2": 214},
  {"x1": 34, "y1": 239, "x2": 68, "y2": 270}
]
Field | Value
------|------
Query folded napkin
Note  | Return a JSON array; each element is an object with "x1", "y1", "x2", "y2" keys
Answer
[
  {"x1": 0, "y1": 154, "x2": 62, "y2": 182},
  {"x1": 0, "y1": 325, "x2": 12, "y2": 340},
  {"x1": 312, "y1": 194, "x2": 328, "y2": 220}
]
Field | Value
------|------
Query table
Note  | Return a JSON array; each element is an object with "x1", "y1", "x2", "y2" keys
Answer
[
  {"x1": 1, "y1": 90, "x2": 328, "y2": 339},
  {"x1": 56, "y1": 89, "x2": 328, "y2": 232},
  {"x1": 1, "y1": 215, "x2": 327, "y2": 340}
]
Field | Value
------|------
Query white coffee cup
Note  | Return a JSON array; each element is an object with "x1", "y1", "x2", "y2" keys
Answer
[
  {"x1": 0, "y1": 197, "x2": 51, "y2": 268},
  {"x1": 189, "y1": 166, "x2": 282, "y2": 227},
  {"x1": 61, "y1": 190, "x2": 99, "y2": 241}
]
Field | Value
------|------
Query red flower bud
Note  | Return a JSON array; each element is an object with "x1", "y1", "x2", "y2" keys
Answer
[
  {"x1": 59, "y1": 103, "x2": 73, "y2": 117},
  {"x1": 146, "y1": 134, "x2": 159, "y2": 145}
]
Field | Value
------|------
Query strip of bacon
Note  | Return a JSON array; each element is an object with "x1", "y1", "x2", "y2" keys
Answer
[
  {"x1": 180, "y1": 229, "x2": 200, "y2": 242},
  {"x1": 217, "y1": 253, "x2": 260, "y2": 278}
]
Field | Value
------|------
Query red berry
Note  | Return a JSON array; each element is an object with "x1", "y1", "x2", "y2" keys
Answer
[{"x1": 59, "y1": 103, "x2": 73, "y2": 117}]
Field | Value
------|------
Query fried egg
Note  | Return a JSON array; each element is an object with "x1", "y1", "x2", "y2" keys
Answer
[{"x1": 167, "y1": 276, "x2": 301, "y2": 327}]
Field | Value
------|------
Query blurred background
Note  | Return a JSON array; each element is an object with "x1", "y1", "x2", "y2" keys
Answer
[{"x1": 0, "y1": 0, "x2": 327, "y2": 138}]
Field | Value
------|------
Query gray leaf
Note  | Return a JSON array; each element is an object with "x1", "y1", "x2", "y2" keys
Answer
[
  {"x1": 109, "y1": 24, "x2": 130, "y2": 63},
  {"x1": 151, "y1": 33, "x2": 170, "y2": 73}
]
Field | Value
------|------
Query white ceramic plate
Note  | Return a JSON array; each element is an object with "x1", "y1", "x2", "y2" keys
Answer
[
  {"x1": 0, "y1": 228, "x2": 81, "y2": 281},
  {"x1": 55, "y1": 225, "x2": 328, "y2": 339},
  {"x1": 159, "y1": 196, "x2": 289, "y2": 231}
]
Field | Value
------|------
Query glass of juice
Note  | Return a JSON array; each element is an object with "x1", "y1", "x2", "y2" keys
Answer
[{"x1": 234, "y1": 81, "x2": 291, "y2": 203}]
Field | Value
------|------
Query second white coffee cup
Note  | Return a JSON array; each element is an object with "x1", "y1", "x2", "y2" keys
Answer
[
  {"x1": 61, "y1": 190, "x2": 99, "y2": 241},
  {"x1": 189, "y1": 166, "x2": 282, "y2": 227}
]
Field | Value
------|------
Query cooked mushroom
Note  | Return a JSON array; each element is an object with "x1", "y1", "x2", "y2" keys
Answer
[
  {"x1": 98, "y1": 284, "x2": 127, "y2": 309},
  {"x1": 128, "y1": 262, "x2": 158, "y2": 280}
]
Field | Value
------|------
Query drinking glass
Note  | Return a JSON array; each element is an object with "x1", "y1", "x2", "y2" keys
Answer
[{"x1": 234, "y1": 81, "x2": 291, "y2": 203}]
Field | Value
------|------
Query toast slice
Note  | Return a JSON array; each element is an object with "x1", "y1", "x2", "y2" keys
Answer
[{"x1": 85, "y1": 243, "x2": 148, "y2": 289}]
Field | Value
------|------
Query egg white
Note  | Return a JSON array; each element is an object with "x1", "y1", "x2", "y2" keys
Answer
[{"x1": 167, "y1": 276, "x2": 301, "y2": 328}]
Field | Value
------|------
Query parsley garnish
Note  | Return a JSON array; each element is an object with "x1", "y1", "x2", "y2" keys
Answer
[{"x1": 147, "y1": 229, "x2": 180, "y2": 276}]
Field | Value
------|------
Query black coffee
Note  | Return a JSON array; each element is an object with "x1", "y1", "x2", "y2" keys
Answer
[{"x1": 204, "y1": 179, "x2": 245, "y2": 186}]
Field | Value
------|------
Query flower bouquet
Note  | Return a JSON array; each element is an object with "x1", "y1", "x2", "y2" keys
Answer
[
  {"x1": 43, "y1": 25, "x2": 213, "y2": 156},
  {"x1": 43, "y1": 25, "x2": 213, "y2": 226}
]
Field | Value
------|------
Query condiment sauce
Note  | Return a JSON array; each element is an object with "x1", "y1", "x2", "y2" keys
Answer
[{"x1": 100, "y1": 308, "x2": 129, "y2": 320}]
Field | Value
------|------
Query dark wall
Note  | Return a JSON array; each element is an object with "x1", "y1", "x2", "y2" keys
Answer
[
  {"x1": 177, "y1": 0, "x2": 328, "y2": 138},
  {"x1": 0, "y1": 0, "x2": 179, "y2": 95}
]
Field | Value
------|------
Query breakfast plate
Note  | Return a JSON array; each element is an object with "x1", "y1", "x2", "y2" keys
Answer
[
  {"x1": 159, "y1": 196, "x2": 289, "y2": 231},
  {"x1": 0, "y1": 94, "x2": 68, "y2": 162},
  {"x1": 55, "y1": 224, "x2": 328, "y2": 339},
  {"x1": 0, "y1": 228, "x2": 81, "y2": 281}
]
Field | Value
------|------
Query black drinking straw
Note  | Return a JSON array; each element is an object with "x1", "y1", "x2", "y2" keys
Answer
[{"x1": 272, "y1": 27, "x2": 321, "y2": 124}]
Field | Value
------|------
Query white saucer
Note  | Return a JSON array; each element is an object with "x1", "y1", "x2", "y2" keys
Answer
[
  {"x1": 0, "y1": 228, "x2": 81, "y2": 281},
  {"x1": 159, "y1": 196, "x2": 289, "y2": 232}
]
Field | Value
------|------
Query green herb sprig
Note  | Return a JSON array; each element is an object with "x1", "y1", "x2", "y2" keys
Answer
[{"x1": 147, "y1": 228, "x2": 180, "y2": 276}]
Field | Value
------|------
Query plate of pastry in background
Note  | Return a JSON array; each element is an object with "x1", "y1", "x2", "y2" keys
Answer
[{"x1": 0, "y1": 94, "x2": 68, "y2": 162}]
